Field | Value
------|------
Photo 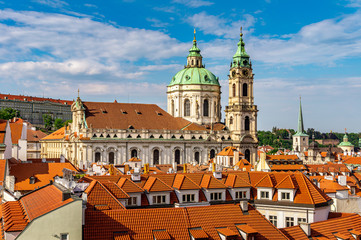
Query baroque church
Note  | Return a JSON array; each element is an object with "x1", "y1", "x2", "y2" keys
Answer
[{"x1": 40, "y1": 30, "x2": 259, "y2": 169}]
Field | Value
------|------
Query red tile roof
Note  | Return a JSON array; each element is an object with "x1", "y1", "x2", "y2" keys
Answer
[
  {"x1": 189, "y1": 228, "x2": 208, "y2": 239},
  {"x1": 0, "y1": 120, "x2": 7, "y2": 144},
  {"x1": 267, "y1": 155, "x2": 299, "y2": 160},
  {"x1": 217, "y1": 227, "x2": 238, "y2": 237},
  {"x1": 27, "y1": 128, "x2": 47, "y2": 142},
  {"x1": 0, "y1": 160, "x2": 6, "y2": 187},
  {"x1": 10, "y1": 162, "x2": 79, "y2": 191},
  {"x1": 172, "y1": 174, "x2": 200, "y2": 190},
  {"x1": 117, "y1": 178, "x2": 144, "y2": 193},
  {"x1": 275, "y1": 175, "x2": 298, "y2": 189},
  {"x1": 0, "y1": 93, "x2": 72, "y2": 105},
  {"x1": 255, "y1": 174, "x2": 277, "y2": 188},
  {"x1": 83, "y1": 203, "x2": 288, "y2": 240},
  {"x1": 282, "y1": 213, "x2": 361, "y2": 240},
  {"x1": 200, "y1": 174, "x2": 227, "y2": 189},
  {"x1": 41, "y1": 126, "x2": 66, "y2": 140},
  {"x1": 217, "y1": 146, "x2": 243, "y2": 156},
  {"x1": 84, "y1": 102, "x2": 190, "y2": 130},
  {"x1": 153, "y1": 230, "x2": 171, "y2": 240},
  {"x1": 224, "y1": 174, "x2": 251, "y2": 188},
  {"x1": 9, "y1": 122, "x2": 23, "y2": 144},
  {"x1": 85, "y1": 181, "x2": 125, "y2": 210},
  {"x1": 143, "y1": 177, "x2": 173, "y2": 192}
]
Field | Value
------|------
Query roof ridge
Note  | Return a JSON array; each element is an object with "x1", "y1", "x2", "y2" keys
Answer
[
  {"x1": 97, "y1": 181, "x2": 125, "y2": 209},
  {"x1": 184, "y1": 174, "x2": 202, "y2": 189},
  {"x1": 275, "y1": 175, "x2": 296, "y2": 189}
]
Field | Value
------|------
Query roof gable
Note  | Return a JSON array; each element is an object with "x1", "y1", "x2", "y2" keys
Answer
[
  {"x1": 173, "y1": 174, "x2": 200, "y2": 190},
  {"x1": 200, "y1": 174, "x2": 227, "y2": 189},
  {"x1": 143, "y1": 177, "x2": 173, "y2": 192},
  {"x1": 224, "y1": 174, "x2": 251, "y2": 188}
]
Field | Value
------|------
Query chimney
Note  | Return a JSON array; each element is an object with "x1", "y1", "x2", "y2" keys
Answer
[
  {"x1": 131, "y1": 168, "x2": 141, "y2": 181},
  {"x1": 300, "y1": 223, "x2": 311, "y2": 237},
  {"x1": 338, "y1": 175, "x2": 347, "y2": 186},
  {"x1": 173, "y1": 162, "x2": 177, "y2": 172},
  {"x1": 239, "y1": 201, "x2": 248, "y2": 212},
  {"x1": 60, "y1": 154, "x2": 65, "y2": 163},
  {"x1": 62, "y1": 190, "x2": 72, "y2": 201},
  {"x1": 183, "y1": 163, "x2": 187, "y2": 173}
]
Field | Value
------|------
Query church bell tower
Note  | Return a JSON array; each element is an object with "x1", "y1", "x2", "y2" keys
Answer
[{"x1": 225, "y1": 28, "x2": 258, "y2": 164}]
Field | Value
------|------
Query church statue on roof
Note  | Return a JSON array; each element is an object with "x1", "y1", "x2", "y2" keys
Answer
[{"x1": 41, "y1": 29, "x2": 259, "y2": 168}]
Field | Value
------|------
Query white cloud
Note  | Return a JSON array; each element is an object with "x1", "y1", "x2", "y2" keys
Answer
[
  {"x1": 186, "y1": 12, "x2": 256, "y2": 39},
  {"x1": 146, "y1": 18, "x2": 170, "y2": 28},
  {"x1": 173, "y1": 0, "x2": 214, "y2": 8},
  {"x1": 32, "y1": 0, "x2": 68, "y2": 8}
]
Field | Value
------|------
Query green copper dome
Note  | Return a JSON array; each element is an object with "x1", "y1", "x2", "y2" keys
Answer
[
  {"x1": 169, "y1": 67, "x2": 220, "y2": 86},
  {"x1": 168, "y1": 30, "x2": 220, "y2": 87}
]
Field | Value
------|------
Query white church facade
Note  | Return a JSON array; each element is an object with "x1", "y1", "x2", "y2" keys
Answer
[{"x1": 40, "y1": 30, "x2": 259, "y2": 169}]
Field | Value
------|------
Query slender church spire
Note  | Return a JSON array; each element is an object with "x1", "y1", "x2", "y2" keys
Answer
[
  {"x1": 232, "y1": 27, "x2": 250, "y2": 68},
  {"x1": 297, "y1": 96, "x2": 305, "y2": 134}
]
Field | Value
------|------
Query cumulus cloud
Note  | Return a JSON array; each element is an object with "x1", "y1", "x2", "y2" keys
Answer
[
  {"x1": 32, "y1": 0, "x2": 68, "y2": 8},
  {"x1": 186, "y1": 12, "x2": 256, "y2": 39},
  {"x1": 173, "y1": 0, "x2": 214, "y2": 8}
]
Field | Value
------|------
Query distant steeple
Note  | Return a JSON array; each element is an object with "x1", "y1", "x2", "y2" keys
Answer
[
  {"x1": 187, "y1": 29, "x2": 202, "y2": 67},
  {"x1": 294, "y1": 97, "x2": 308, "y2": 137},
  {"x1": 297, "y1": 97, "x2": 304, "y2": 134},
  {"x1": 232, "y1": 27, "x2": 251, "y2": 68}
]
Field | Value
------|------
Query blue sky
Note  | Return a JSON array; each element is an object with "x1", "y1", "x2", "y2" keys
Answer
[{"x1": 0, "y1": 0, "x2": 360, "y2": 132}]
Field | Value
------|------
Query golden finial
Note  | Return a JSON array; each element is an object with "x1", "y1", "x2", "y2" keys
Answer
[
  {"x1": 193, "y1": 28, "x2": 196, "y2": 42},
  {"x1": 240, "y1": 27, "x2": 243, "y2": 37},
  {"x1": 77, "y1": 89, "x2": 80, "y2": 98}
]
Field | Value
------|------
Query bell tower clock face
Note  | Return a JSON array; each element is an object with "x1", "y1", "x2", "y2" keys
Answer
[{"x1": 242, "y1": 69, "x2": 249, "y2": 77}]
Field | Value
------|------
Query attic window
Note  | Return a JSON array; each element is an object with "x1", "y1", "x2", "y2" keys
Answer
[
  {"x1": 64, "y1": 102, "x2": 67, "y2": 105},
  {"x1": 199, "y1": 136, "x2": 203, "y2": 140},
  {"x1": 128, "y1": 125, "x2": 134, "y2": 129},
  {"x1": 159, "y1": 135, "x2": 163, "y2": 139},
  {"x1": 150, "y1": 135, "x2": 154, "y2": 139},
  {"x1": 4, "y1": 96, "x2": 8, "y2": 99},
  {"x1": 137, "y1": 134, "x2": 141, "y2": 138},
  {"x1": 180, "y1": 135, "x2": 184, "y2": 139},
  {"x1": 113, "y1": 134, "x2": 118, "y2": 138},
  {"x1": 92, "y1": 134, "x2": 97, "y2": 138},
  {"x1": 29, "y1": 176, "x2": 36, "y2": 184},
  {"x1": 135, "y1": 110, "x2": 142, "y2": 115},
  {"x1": 171, "y1": 135, "x2": 176, "y2": 139},
  {"x1": 24, "y1": 98, "x2": 27, "y2": 101},
  {"x1": 192, "y1": 136, "x2": 196, "y2": 139},
  {"x1": 99, "y1": 134, "x2": 104, "y2": 138},
  {"x1": 127, "y1": 134, "x2": 132, "y2": 138},
  {"x1": 156, "y1": 111, "x2": 163, "y2": 116},
  {"x1": 106, "y1": 134, "x2": 111, "y2": 138},
  {"x1": 228, "y1": 136, "x2": 232, "y2": 140},
  {"x1": 121, "y1": 109, "x2": 127, "y2": 114},
  {"x1": 221, "y1": 136, "x2": 225, "y2": 140},
  {"x1": 101, "y1": 109, "x2": 107, "y2": 114}
]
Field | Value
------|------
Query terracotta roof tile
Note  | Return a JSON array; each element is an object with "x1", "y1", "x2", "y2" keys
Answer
[
  {"x1": 42, "y1": 127, "x2": 65, "y2": 140},
  {"x1": 83, "y1": 203, "x2": 288, "y2": 240},
  {"x1": 10, "y1": 162, "x2": 79, "y2": 191},
  {"x1": 0, "y1": 160, "x2": 6, "y2": 187},
  {"x1": 275, "y1": 175, "x2": 298, "y2": 189},
  {"x1": 113, "y1": 233, "x2": 132, "y2": 240},
  {"x1": 85, "y1": 180, "x2": 125, "y2": 210},
  {"x1": 9, "y1": 122, "x2": 23, "y2": 144},
  {"x1": 267, "y1": 155, "x2": 299, "y2": 160},
  {"x1": 143, "y1": 177, "x2": 173, "y2": 192},
  {"x1": 84, "y1": 102, "x2": 190, "y2": 130},
  {"x1": 0, "y1": 93, "x2": 72, "y2": 105},
  {"x1": 271, "y1": 164, "x2": 306, "y2": 170},
  {"x1": 102, "y1": 181, "x2": 130, "y2": 199},
  {"x1": 173, "y1": 174, "x2": 201, "y2": 190},
  {"x1": 27, "y1": 128, "x2": 47, "y2": 142},
  {"x1": 153, "y1": 230, "x2": 171, "y2": 240},
  {"x1": 200, "y1": 174, "x2": 227, "y2": 189},
  {"x1": 217, "y1": 146, "x2": 243, "y2": 156},
  {"x1": 117, "y1": 178, "x2": 144, "y2": 193},
  {"x1": 217, "y1": 227, "x2": 238, "y2": 237},
  {"x1": 224, "y1": 174, "x2": 251, "y2": 188},
  {"x1": 255, "y1": 174, "x2": 277, "y2": 188},
  {"x1": 279, "y1": 225, "x2": 308, "y2": 240},
  {"x1": 189, "y1": 228, "x2": 208, "y2": 239}
]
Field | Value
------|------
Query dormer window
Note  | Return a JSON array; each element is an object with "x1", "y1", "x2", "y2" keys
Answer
[
  {"x1": 182, "y1": 194, "x2": 195, "y2": 203},
  {"x1": 153, "y1": 195, "x2": 166, "y2": 204},
  {"x1": 281, "y1": 192, "x2": 290, "y2": 200},
  {"x1": 210, "y1": 192, "x2": 222, "y2": 201},
  {"x1": 260, "y1": 191, "x2": 269, "y2": 199},
  {"x1": 156, "y1": 111, "x2": 163, "y2": 116},
  {"x1": 121, "y1": 109, "x2": 128, "y2": 114},
  {"x1": 235, "y1": 191, "x2": 247, "y2": 200}
]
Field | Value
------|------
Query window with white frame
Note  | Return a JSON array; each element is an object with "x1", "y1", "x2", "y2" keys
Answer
[
  {"x1": 286, "y1": 217, "x2": 294, "y2": 227},
  {"x1": 127, "y1": 196, "x2": 137, "y2": 206},
  {"x1": 210, "y1": 192, "x2": 222, "y2": 201},
  {"x1": 182, "y1": 194, "x2": 195, "y2": 203},
  {"x1": 298, "y1": 218, "x2": 307, "y2": 224},
  {"x1": 153, "y1": 195, "x2": 166, "y2": 204},
  {"x1": 269, "y1": 215, "x2": 277, "y2": 227},
  {"x1": 235, "y1": 191, "x2": 247, "y2": 199},
  {"x1": 281, "y1": 192, "x2": 290, "y2": 200},
  {"x1": 260, "y1": 191, "x2": 269, "y2": 199},
  {"x1": 60, "y1": 233, "x2": 69, "y2": 240}
]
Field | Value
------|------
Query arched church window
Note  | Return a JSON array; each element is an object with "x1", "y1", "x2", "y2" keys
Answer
[
  {"x1": 245, "y1": 149, "x2": 250, "y2": 162},
  {"x1": 203, "y1": 99, "x2": 209, "y2": 117},
  {"x1": 171, "y1": 100, "x2": 175, "y2": 116},
  {"x1": 109, "y1": 152, "x2": 115, "y2": 164},
  {"x1": 194, "y1": 152, "x2": 200, "y2": 164},
  {"x1": 245, "y1": 116, "x2": 250, "y2": 131},
  {"x1": 210, "y1": 149, "x2": 216, "y2": 159},
  {"x1": 153, "y1": 149, "x2": 159, "y2": 165},
  {"x1": 196, "y1": 60, "x2": 199, "y2": 66},
  {"x1": 192, "y1": 60, "x2": 194, "y2": 65},
  {"x1": 184, "y1": 99, "x2": 190, "y2": 116},
  {"x1": 131, "y1": 149, "x2": 137, "y2": 158},
  {"x1": 243, "y1": 83, "x2": 248, "y2": 97},
  {"x1": 95, "y1": 152, "x2": 101, "y2": 162},
  {"x1": 230, "y1": 116, "x2": 233, "y2": 125},
  {"x1": 232, "y1": 84, "x2": 236, "y2": 97},
  {"x1": 175, "y1": 149, "x2": 180, "y2": 164}
]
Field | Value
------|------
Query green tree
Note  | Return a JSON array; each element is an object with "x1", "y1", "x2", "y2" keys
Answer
[
  {"x1": 43, "y1": 114, "x2": 54, "y2": 130},
  {"x1": 0, "y1": 108, "x2": 20, "y2": 120},
  {"x1": 54, "y1": 118, "x2": 65, "y2": 130}
]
